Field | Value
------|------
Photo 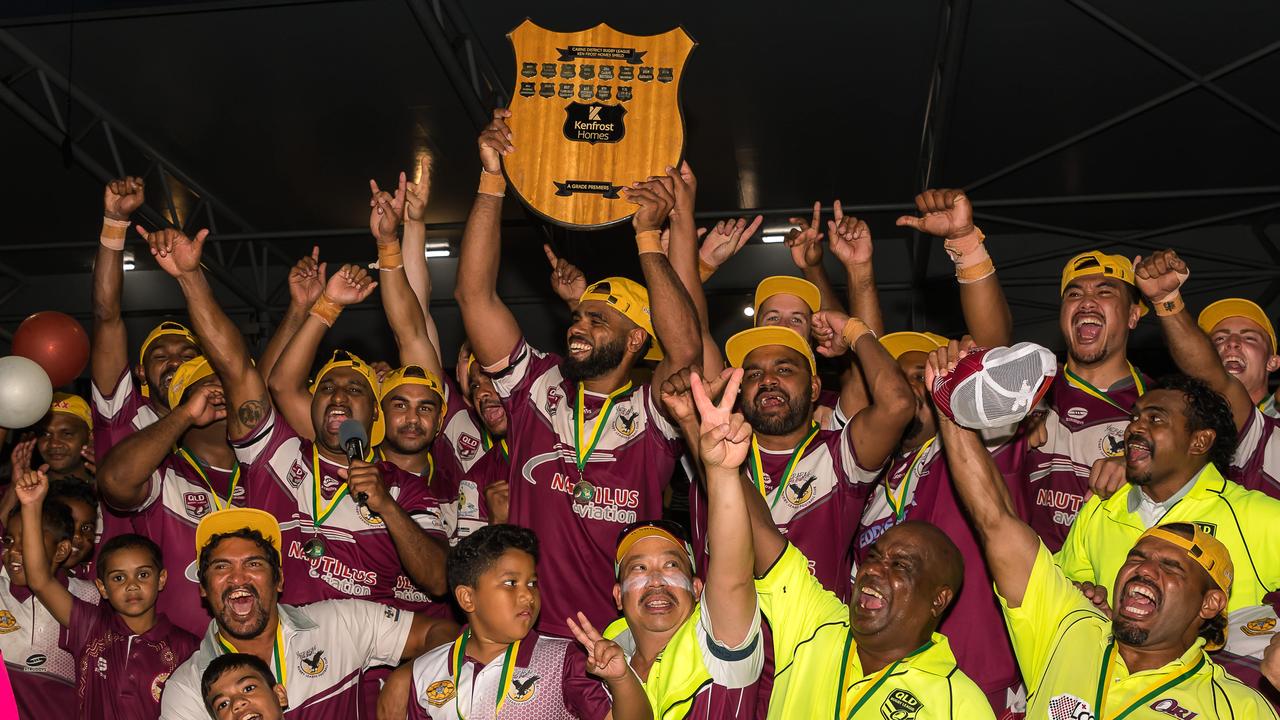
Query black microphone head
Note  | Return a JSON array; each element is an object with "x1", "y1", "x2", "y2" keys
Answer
[{"x1": 338, "y1": 419, "x2": 368, "y2": 454}]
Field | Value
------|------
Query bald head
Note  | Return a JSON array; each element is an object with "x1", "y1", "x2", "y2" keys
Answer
[
  {"x1": 851, "y1": 521, "x2": 965, "y2": 651},
  {"x1": 892, "y1": 521, "x2": 964, "y2": 593}
]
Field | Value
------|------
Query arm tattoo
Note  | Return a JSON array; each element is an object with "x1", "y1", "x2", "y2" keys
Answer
[{"x1": 237, "y1": 400, "x2": 266, "y2": 429}]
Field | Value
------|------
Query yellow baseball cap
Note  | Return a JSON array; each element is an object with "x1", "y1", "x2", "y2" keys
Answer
[
  {"x1": 312, "y1": 350, "x2": 385, "y2": 447},
  {"x1": 137, "y1": 321, "x2": 201, "y2": 398},
  {"x1": 195, "y1": 508, "x2": 282, "y2": 562},
  {"x1": 1060, "y1": 251, "x2": 1147, "y2": 316},
  {"x1": 753, "y1": 276, "x2": 821, "y2": 315},
  {"x1": 579, "y1": 277, "x2": 663, "y2": 361},
  {"x1": 49, "y1": 393, "x2": 91, "y2": 428},
  {"x1": 167, "y1": 356, "x2": 217, "y2": 411},
  {"x1": 1197, "y1": 298, "x2": 1277, "y2": 354},
  {"x1": 725, "y1": 326, "x2": 817, "y2": 374},
  {"x1": 880, "y1": 331, "x2": 949, "y2": 360},
  {"x1": 380, "y1": 365, "x2": 446, "y2": 407},
  {"x1": 1138, "y1": 524, "x2": 1233, "y2": 650},
  {"x1": 615, "y1": 520, "x2": 695, "y2": 576}
]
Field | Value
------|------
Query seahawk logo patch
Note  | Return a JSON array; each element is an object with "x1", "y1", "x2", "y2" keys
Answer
[{"x1": 297, "y1": 648, "x2": 327, "y2": 677}]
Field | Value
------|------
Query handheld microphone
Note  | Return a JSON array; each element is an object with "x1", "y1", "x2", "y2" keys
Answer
[{"x1": 338, "y1": 419, "x2": 370, "y2": 506}]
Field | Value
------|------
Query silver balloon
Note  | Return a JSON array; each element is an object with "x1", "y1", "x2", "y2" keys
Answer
[{"x1": 0, "y1": 355, "x2": 53, "y2": 429}]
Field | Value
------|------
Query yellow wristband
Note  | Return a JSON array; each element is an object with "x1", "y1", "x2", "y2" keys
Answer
[
  {"x1": 842, "y1": 317, "x2": 874, "y2": 347},
  {"x1": 377, "y1": 242, "x2": 404, "y2": 271},
  {"x1": 698, "y1": 257, "x2": 717, "y2": 282},
  {"x1": 309, "y1": 293, "x2": 343, "y2": 327},
  {"x1": 636, "y1": 230, "x2": 663, "y2": 255},
  {"x1": 101, "y1": 217, "x2": 129, "y2": 251},
  {"x1": 956, "y1": 256, "x2": 995, "y2": 284},
  {"x1": 1153, "y1": 292, "x2": 1185, "y2": 317},
  {"x1": 478, "y1": 170, "x2": 506, "y2": 197}
]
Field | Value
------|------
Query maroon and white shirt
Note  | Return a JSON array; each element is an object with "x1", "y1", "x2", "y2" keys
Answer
[
  {"x1": 437, "y1": 376, "x2": 490, "y2": 476},
  {"x1": 856, "y1": 432, "x2": 1029, "y2": 710},
  {"x1": 1022, "y1": 369, "x2": 1145, "y2": 551},
  {"x1": 408, "y1": 630, "x2": 611, "y2": 720},
  {"x1": 88, "y1": 367, "x2": 152, "y2": 557},
  {"x1": 1217, "y1": 603, "x2": 1280, "y2": 710},
  {"x1": 160, "y1": 600, "x2": 413, "y2": 719},
  {"x1": 0, "y1": 570, "x2": 100, "y2": 720},
  {"x1": 1230, "y1": 408, "x2": 1280, "y2": 500},
  {"x1": 126, "y1": 452, "x2": 247, "y2": 638},
  {"x1": 486, "y1": 339, "x2": 683, "y2": 637},
  {"x1": 233, "y1": 411, "x2": 450, "y2": 615},
  {"x1": 61, "y1": 597, "x2": 198, "y2": 720},
  {"x1": 454, "y1": 446, "x2": 511, "y2": 545}
]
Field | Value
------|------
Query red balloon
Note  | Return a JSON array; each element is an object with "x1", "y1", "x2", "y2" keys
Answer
[{"x1": 12, "y1": 311, "x2": 90, "y2": 388}]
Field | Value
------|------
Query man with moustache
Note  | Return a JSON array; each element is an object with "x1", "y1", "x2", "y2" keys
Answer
[
  {"x1": 723, "y1": 309, "x2": 914, "y2": 601},
  {"x1": 1021, "y1": 251, "x2": 1150, "y2": 550},
  {"x1": 35, "y1": 395, "x2": 95, "y2": 484},
  {"x1": 452, "y1": 353, "x2": 513, "y2": 543},
  {"x1": 159, "y1": 508, "x2": 457, "y2": 718},
  {"x1": 1056, "y1": 374, "x2": 1280, "y2": 618},
  {"x1": 454, "y1": 109, "x2": 702, "y2": 637},
  {"x1": 932, "y1": 350, "x2": 1277, "y2": 719}
]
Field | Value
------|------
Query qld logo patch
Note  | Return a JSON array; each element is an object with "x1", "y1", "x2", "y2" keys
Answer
[
  {"x1": 184, "y1": 492, "x2": 211, "y2": 520},
  {"x1": 458, "y1": 433, "x2": 480, "y2": 460},
  {"x1": 425, "y1": 679, "x2": 455, "y2": 707},
  {"x1": 880, "y1": 688, "x2": 922, "y2": 720},
  {"x1": 286, "y1": 460, "x2": 307, "y2": 489}
]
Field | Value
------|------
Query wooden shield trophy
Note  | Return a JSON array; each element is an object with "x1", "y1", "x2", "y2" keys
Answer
[{"x1": 503, "y1": 20, "x2": 695, "y2": 229}]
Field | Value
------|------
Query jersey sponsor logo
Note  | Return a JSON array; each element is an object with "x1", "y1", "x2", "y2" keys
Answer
[
  {"x1": 0, "y1": 610, "x2": 18, "y2": 633},
  {"x1": 614, "y1": 406, "x2": 639, "y2": 437},
  {"x1": 151, "y1": 672, "x2": 170, "y2": 702},
  {"x1": 1242, "y1": 617, "x2": 1276, "y2": 636},
  {"x1": 1004, "y1": 684, "x2": 1027, "y2": 716},
  {"x1": 394, "y1": 574, "x2": 431, "y2": 604},
  {"x1": 1150, "y1": 698, "x2": 1198, "y2": 719},
  {"x1": 1047, "y1": 693, "x2": 1094, "y2": 720},
  {"x1": 1066, "y1": 407, "x2": 1089, "y2": 422},
  {"x1": 549, "y1": 472, "x2": 640, "y2": 524},
  {"x1": 509, "y1": 671, "x2": 540, "y2": 703},
  {"x1": 782, "y1": 471, "x2": 819, "y2": 508},
  {"x1": 96, "y1": 656, "x2": 108, "y2": 678},
  {"x1": 232, "y1": 485, "x2": 247, "y2": 504},
  {"x1": 385, "y1": 605, "x2": 401, "y2": 620},
  {"x1": 25, "y1": 653, "x2": 46, "y2": 668},
  {"x1": 298, "y1": 648, "x2": 327, "y2": 677},
  {"x1": 287, "y1": 540, "x2": 376, "y2": 596},
  {"x1": 1099, "y1": 428, "x2": 1125, "y2": 458},
  {"x1": 457, "y1": 433, "x2": 480, "y2": 460},
  {"x1": 287, "y1": 460, "x2": 307, "y2": 489},
  {"x1": 545, "y1": 387, "x2": 564, "y2": 416},
  {"x1": 320, "y1": 473, "x2": 341, "y2": 494},
  {"x1": 184, "y1": 492, "x2": 212, "y2": 520},
  {"x1": 858, "y1": 515, "x2": 898, "y2": 550},
  {"x1": 425, "y1": 679, "x2": 456, "y2": 707},
  {"x1": 880, "y1": 688, "x2": 922, "y2": 720}
]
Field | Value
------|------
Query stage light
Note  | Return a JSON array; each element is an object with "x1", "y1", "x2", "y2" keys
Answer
[
  {"x1": 122, "y1": 251, "x2": 136, "y2": 271},
  {"x1": 743, "y1": 306, "x2": 755, "y2": 317}
]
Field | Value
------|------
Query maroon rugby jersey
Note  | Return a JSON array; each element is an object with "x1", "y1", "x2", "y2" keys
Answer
[
  {"x1": 454, "y1": 445, "x2": 511, "y2": 544},
  {"x1": 88, "y1": 368, "x2": 153, "y2": 555},
  {"x1": 61, "y1": 596, "x2": 198, "y2": 720},
  {"x1": 486, "y1": 339, "x2": 683, "y2": 637},
  {"x1": 1230, "y1": 408, "x2": 1280, "y2": 500},
  {"x1": 233, "y1": 410, "x2": 452, "y2": 615},
  {"x1": 437, "y1": 375, "x2": 490, "y2": 475},
  {"x1": 0, "y1": 572, "x2": 100, "y2": 720},
  {"x1": 1022, "y1": 368, "x2": 1145, "y2": 551},
  {"x1": 856, "y1": 434, "x2": 1029, "y2": 714}
]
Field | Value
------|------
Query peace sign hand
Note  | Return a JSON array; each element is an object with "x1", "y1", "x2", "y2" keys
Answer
[
  {"x1": 567, "y1": 612, "x2": 630, "y2": 682},
  {"x1": 692, "y1": 369, "x2": 750, "y2": 469}
]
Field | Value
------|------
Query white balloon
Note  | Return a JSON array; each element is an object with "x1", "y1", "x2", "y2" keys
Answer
[{"x1": 0, "y1": 355, "x2": 53, "y2": 429}]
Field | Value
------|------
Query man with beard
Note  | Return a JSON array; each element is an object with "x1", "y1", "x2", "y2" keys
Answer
[
  {"x1": 36, "y1": 394, "x2": 94, "y2": 484},
  {"x1": 159, "y1": 508, "x2": 457, "y2": 718},
  {"x1": 723, "y1": 310, "x2": 914, "y2": 601},
  {"x1": 932, "y1": 350, "x2": 1277, "y2": 719},
  {"x1": 97, "y1": 355, "x2": 242, "y2": 637},
  {"x1": 454, "y1": 109, "x2": 702, "y2": 637},
  {"x1": 1020, "y1": 251, "x2": 1149, "y2": 550},
  {"x1": 1128, "y1": 250, "x2": 1280, "y2": 499},
  {"x1": 1056, "y1": 374, "x2": 1280, "y2": 618}
]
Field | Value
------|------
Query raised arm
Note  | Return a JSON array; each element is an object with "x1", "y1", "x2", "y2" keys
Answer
[
  {"x1": 371, "y1": 174, "x2": 444, "y2": 381},
  {"x1": 1135, "y1": 250, "x2": 1254, "y2": 430},
  {"x1": 401, "y1": 155, "x2": 445, "y2": 364},
  {"x1": 695, "y1": 216, "x2": 761, "y2": 372},
  {"x1": 826, "y1": 201, "x2": 882, "y2": 336},
  {"x1": 623, "y1": 178, "x2": 703, "y2": 392},
  {"x1": 664, "y1": 163, "x2": 725, "y2": 377},
  {"x1": 142, "y1": 227, "x2": 270, "y2": 440},
  {"x1": 544, "y1": 244, "x2": 587, "y2": 312},
  {"x1": 14, "y1": 469, "x2": 73, "y2": 626},
  {"x1": 784, "y1": 202, "x2": 845, "y2": 314},
  {"x1": 896, "y1": 189, "x2": 1011, "y2": 347},
  {"x1": 454, "y1": 109, "x2": 522, "y2": 367},
  {"x1": 812, "y1": 311, "x2": 915, "y2": 469},
  {"x1": 267, "y1": 265, "x2": 378, "y2": 436},
  {"x1": 258, "y1": 247, "x2": 324, "y2": 384},
  {"x1": 97, "y1": 383, "x2": 223, "y2": 510},
  {"x1": 91, "y1": 177, "x2": 146, "y2": 392},
  {"x1": 930, "y1": 343, "x2": 1039, "y2": 606}
]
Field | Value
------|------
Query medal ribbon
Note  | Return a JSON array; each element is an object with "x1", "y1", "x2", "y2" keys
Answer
[
  {"x1": 1093, "y1": 640, "x2": 1204, "y2": 720},
  {"x1": 747, "y1": 423, "x2": 820, "y2": 510},
  {"x1": 309, "y1": 445, "x2": 373, "y2": 526},
  {"x1": 885, "y1": 437, "x2": 936, "y2": 522},
  {"x1": 572, "y1": 381, "x2": 633, "y2": 471},
  {"x1": 1063, "y1": 363, "x2": 1145, "y2": 413},
  {"x1": 176, "y1": 446, "x2": 241, "y2": 512},
  {"x1": 834, "y1": 635, "x2": 933, "y2": 720},
  {"x1": 217, "y1": 623, "x2": 287, "y2": 690},
  {"x1": 481, "y1": 428, "x2": 509, "y2": 460},
  {"x1": 450, "y1": 630, "x2": 521, "y2": 719}
]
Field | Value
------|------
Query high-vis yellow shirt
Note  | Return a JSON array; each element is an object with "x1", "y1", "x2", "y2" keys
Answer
[
  {"x1": 755, "y1": 543, "x2": 992, "y2": 719},
  {"x1": 1056, "y1": 463, "x2": 1280, "y2": 612},
  {"x1": 1002, "y1": 542, "x2": 1277, "y2": 719}
]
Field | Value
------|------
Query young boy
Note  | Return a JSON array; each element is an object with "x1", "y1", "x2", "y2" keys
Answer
[
  {"x1": 15, "y1": 466, "x2": 198, "y2": 720},
  {"x1": 0, "y1": 484, "x2": 100, "y2": 718},
  {"x1": 390, "y1": 524, "x2": 651, "y2": 720},
  {"x1": 47, "y1": 478, "x2": 99, "y2": 578},
  {"x1": 201, "y1": 652, "x2": 287, "y2": 720}
]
